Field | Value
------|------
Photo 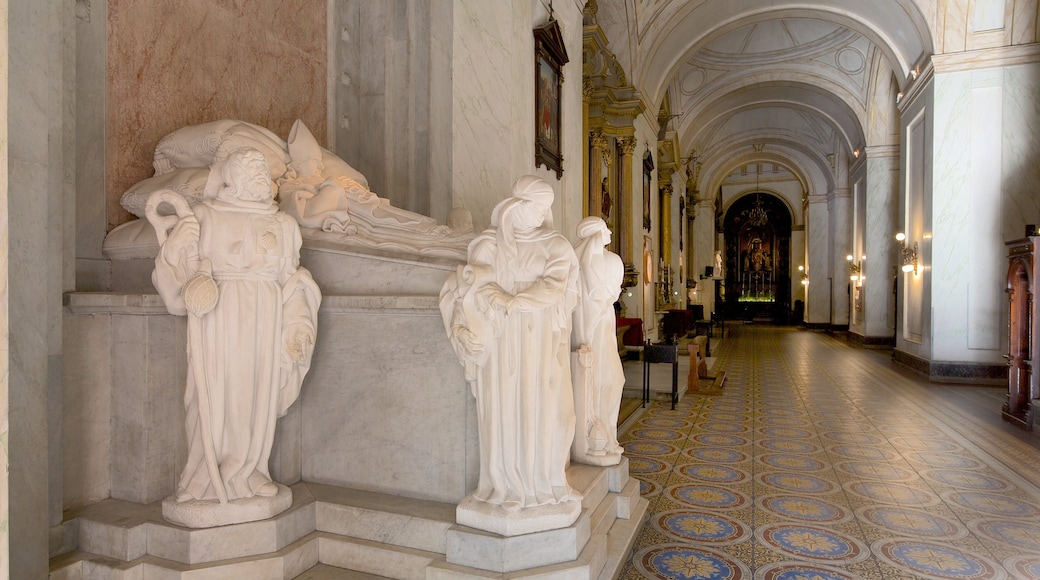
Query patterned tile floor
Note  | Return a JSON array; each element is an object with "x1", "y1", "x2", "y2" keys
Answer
[{"x1": 617, "y1": 324, "x2": 1040, "y2": 580}]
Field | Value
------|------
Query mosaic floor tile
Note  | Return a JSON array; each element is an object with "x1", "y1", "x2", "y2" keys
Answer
[{"x1": 615, "y1": 325, "x2": 1040, "y2": 579}]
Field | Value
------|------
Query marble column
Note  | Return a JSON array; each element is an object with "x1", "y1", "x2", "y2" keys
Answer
[
  {"x1": 693, "y1": 199, "x2": 716, "y2": 315},
  {"x1": 791, "y1": 227, "x2": 807, "y2": 321},
  {"x1": 830, "y1": 188, "x2": 852, "y2": 327},
  {"x1": 618, "y1": 137, "x2": 636, "y2": 265},
  {"x1": 660, "y1": 182, "x2": 673, "y2": 269},
  {"x1": 8, "y1": 0, "x2": 67, "y2": 576},
  {"x1": 806, "y1": 197, "x2": 831, "y2": 324},
  {"x1": 862, "y1": 146, "x2": 899, "y2": 340},
  {"x1": 588, "y1": 129, "x2": 607, "y2": 220}
]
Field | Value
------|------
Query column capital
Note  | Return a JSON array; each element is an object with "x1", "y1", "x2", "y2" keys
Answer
[{"x1": 618, "y1": 137, "x2": 637, "y2": 156}]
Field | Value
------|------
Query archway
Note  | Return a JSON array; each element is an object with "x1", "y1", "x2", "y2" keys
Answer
[{"x1": 722, "y1": 193, "x2": 793, "y2": 323}]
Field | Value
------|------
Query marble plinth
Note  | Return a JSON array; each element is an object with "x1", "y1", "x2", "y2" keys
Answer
[
  {"x1": 455, "y1": 496, "x2": 582, "y2": 539},
  {"x1": 51, "y1": 464, "x2": 648, "y2": 580},
  {"x1": 161, "y1": 484, "x2": 293, "y2": 528},
  {"x1": 448, "y1": 504, "x2": 589, "y2": 573}
]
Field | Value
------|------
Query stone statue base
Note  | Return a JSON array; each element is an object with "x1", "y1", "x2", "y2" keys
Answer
[
  {"x1": 162, "y1": 484, "x2": 293, "y2": 528},
  {"x1": 575, "y1": 450, "x2": 624, "y2": 467},
  {"x1": 456, "y1": 493, "x2": 582, "y2": 537}
]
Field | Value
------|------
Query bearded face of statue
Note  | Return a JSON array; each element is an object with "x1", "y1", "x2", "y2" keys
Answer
[{"x1": 220, "y1": 148, "x2": 274, "y2": 204}]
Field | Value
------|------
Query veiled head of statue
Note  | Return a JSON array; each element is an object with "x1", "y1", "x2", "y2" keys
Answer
[
  {"x1": 499, "y1": 175, "x2": 553, "y2": 230},
  {"x1": 220, "y1": 147, "x2": 274, "y2": 203},
  {"x1": 512, "y1": 175, "x2": 554, "y2": 207},
  {"x1": 577, "y1": 216, "x2": 610, "y2": 243}
]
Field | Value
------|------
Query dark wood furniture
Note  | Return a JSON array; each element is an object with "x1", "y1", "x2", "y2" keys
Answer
[
  {"x1": 1004, "y1": 237, "x2": 1038, "y2": 430},
  {"x1": 643, "y1": 341, "x2": 679, "y2": 410}
]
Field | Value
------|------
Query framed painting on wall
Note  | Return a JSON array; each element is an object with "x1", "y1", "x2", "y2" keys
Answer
[{"x1": 534, "y1": 18, "x2": 569, "y2": 178}]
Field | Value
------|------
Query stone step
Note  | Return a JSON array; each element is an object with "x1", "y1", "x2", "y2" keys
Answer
[{"x1": 51, "y1": 461, "x2": 640, "y2": 580}]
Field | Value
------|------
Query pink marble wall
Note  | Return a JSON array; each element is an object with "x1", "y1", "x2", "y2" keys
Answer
[{"x1": 107, "y1": 0, "x2": 327, "y2": 229}]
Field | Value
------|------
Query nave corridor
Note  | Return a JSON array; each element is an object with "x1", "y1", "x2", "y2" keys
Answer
[{"x1": 618, "y1": 325, "x2": 1040, "y2": 579}]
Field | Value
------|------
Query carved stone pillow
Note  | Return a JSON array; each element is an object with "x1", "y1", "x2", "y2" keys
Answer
[{"x1": 120, "y1": 167, "x2": 210, "y2": 218}]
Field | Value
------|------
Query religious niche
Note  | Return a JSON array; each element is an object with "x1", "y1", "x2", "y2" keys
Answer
[{"x1": 723, "y1": 193, "x2": 792, "y2": 321}]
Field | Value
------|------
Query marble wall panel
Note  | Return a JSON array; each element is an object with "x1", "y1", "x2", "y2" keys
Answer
[
  {"x1": 106, "y1": 0, "x2": 327, "y2": 230},
  {"x1": 451, "y1": 1, "x2": 523, "y2": 230},
  {"x1": 62, "y1": 314, "x2": 112, "y2": 509},
  {"x1": 931, "y1": 68, "x2": 1013, "y2": 364},
  {"x1": 448, "y1": 0, "x2": 585, "y2": 234},
  {"x1": 301, "y1": 307, "x2": 476, "y2": 504},
  {"x1": 109, "y1": 314, "x2": 187, "y2": 504},
  {"x1": 1001, "y1": 63, "x2": 1040, "y2": 240},
  {"x1": 966, "y1": 82, "x2": 1003, "y2": 351}
]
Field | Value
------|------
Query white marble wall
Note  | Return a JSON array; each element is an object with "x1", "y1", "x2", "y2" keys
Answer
[
  {"x1": 1001, "y1": 64, "x2": 1040, "y2": 241},
  {"x1": 929, "y1": 66, "x2": 1020, "y2": 364},
  {"x1": 925, "y1": 61, "x2": 1040, "y2": 364},
  {"x1": 450, "y1": 0, "x2": 586, "y2": 235}
]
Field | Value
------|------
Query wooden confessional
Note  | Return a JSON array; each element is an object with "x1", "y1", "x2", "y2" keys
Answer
[{"x1": 1003, "y1": 236, "x2": 1039, "y2": 430}]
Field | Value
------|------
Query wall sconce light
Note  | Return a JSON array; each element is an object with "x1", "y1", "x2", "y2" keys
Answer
[
  {"x1": 895, "y1": 232, "x2": 918, "y2": 274},
  {"x1": 852, "y1": 148, "x2": 861, "y2": 159},
  {"x1": 896, "y1": 92, "x2": 904, "y2": 104},
  {"x1": 846, "y1": 254, "x2": 862, "y2": 282},
  {"x1": 910, "y1": 67, "x2": 919, "y2": 80},
  {"x1": 799, "y1": 265, "x2": 808, "y2": 285}
]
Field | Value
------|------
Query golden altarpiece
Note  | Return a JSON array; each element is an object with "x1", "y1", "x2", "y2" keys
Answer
[{"x1": 582, "y1": 0, "x2": 683, "y2": 311}]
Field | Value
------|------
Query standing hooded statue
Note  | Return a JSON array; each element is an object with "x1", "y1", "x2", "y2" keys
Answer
[
  {"x1": 571, "y1": 216, "x2": 626, "y2": 465},
  {"x1": 149, "y1": 147, "x2": 321, "y2": 528},
  {"x1": 440, "y1": 175, "x2": 582, "y2": 535}
]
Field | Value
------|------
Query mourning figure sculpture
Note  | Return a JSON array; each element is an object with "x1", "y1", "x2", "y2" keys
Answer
[
  {"x1": 571, "y1": 216, "x2": 626, "y2": 466},
  {"x1": 439, "y1": 176, "x2": 582, "y2": 535}
]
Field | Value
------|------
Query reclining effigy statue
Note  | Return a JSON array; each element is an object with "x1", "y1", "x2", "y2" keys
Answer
[{"x1": 112, "y1": 119, "x2": 472, "y2": 261}]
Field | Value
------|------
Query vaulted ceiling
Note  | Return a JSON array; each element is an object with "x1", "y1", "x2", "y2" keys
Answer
[{"x1": 592, "y1": 0, "x2": 935, "y2": 200}]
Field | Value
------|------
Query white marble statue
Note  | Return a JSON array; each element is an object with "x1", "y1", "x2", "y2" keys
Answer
[
  {"x1": 439, "y1": 176, "x2": 581, "y2": 536},
  {"x1": 113, "y1": 119, "x2": 472, "y2": 261},
  {"x1": 571, "y1": 217, "x2": 626, "y2": 466},
  {"x1": 147, "y1": 147, "x2": 321, "y2": 528}
]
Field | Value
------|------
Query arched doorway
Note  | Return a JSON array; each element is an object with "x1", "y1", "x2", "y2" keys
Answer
[{"x1": 722, "y1": 193, "x2": 792, "y2": 323}]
